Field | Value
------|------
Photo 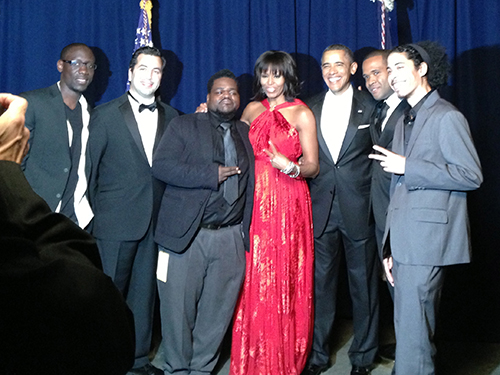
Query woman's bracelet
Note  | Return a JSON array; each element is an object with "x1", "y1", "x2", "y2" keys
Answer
[{"x1": 280, "y1": 161, "x2": 300, "y2": 178}]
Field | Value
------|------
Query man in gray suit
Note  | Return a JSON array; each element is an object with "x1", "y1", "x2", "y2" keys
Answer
[
  {"x1": 88, "y1": 46, "x2": 178, "y2": 375},
  {"x1": 303, "y1": 44, "x2": 378, "y2": 375},
  {"x1": 20, "y1": 43, "x2": 95, "y2": 229},
  {"x1": 370, "y1": 41, "x2": 483, "y2": 375}
]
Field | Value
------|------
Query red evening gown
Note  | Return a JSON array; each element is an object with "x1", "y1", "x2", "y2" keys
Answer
[{"x1": 230, "y1": 99, "x2": 314, "y2": 375}]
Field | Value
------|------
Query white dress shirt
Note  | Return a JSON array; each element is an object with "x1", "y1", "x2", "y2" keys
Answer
[
  {"x1": 128, "y1": 96, "x2": 158, "y2": 166},
  {"x1": 320, "y1": 85, "x2": 353, "y2": 163},
  {"x1": 381, "y1": 92, "x2": 403, "y2": 132}
]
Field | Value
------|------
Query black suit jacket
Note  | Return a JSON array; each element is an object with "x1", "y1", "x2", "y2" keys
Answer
[
  {"x1": 306, "y1": 88, "x2": 376, "y2": 240},
  {"x1": 369, "y1": 98, "x2": 410, "y2": 246},
  {"x1": 0, "y1": 161, "x2": 134, "y2": 375},
  {"x1": 20, "y1": 83, "x2": 92, "y2": 211},
  {"x1": 152, "y1": 112, "x2": 255, "y2": 253},
  {"x1": 88, "y1": 93, "x2": 178, "y2": 241}
]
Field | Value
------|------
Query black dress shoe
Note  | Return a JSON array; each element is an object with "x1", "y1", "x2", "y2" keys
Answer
[
  {"x1": 128, "y1": 363, "x2": 163, "y2": 375},
  {"x1": 378, "y1": 342, "x2": 396, "y2": 361},
  {"x1": 301, "y1": 363, "x2": 327, "y2": 375},
  {"x1": 351, "y1": 365, "x2": 371, "y2": 375}
]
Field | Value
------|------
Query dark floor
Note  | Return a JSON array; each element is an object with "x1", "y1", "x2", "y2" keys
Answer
[
  {"x1": 151, "y1": 278, "x2": 500, "y2": 375},
  {"x1": 208, "y1": 318, "x2": 500, "y2": 375}
]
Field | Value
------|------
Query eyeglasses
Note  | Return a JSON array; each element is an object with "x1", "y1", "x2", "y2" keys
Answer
[{"x1": 62, "y1": 59, "x2": 97, "y2": 71}]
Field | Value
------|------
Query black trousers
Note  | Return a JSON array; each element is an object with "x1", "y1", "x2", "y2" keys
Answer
[
  {"x1": 310, "y1": 197, "x2": 379, "y2": 368},
  {"x1": 97, "y1": 225, "x2": 158, "y2": 368}
]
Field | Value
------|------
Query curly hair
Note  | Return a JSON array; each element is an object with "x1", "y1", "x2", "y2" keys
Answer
[
  {"x1": 252, "y1": 50, "x2": 301, "y2": 102},
  {"x1": 392, "y1": 41, "x2": 450, "y2": 89}
]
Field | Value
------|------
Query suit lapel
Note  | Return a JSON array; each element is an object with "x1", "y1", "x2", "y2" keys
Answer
[
  {"x1": 337, "y1": 93, "x2": 365, "y2": 161},
  {"x1": 154, "y1": 104, "x2": 166, "y2": 152},
  {"x1": 378, "y1": 100, "x2": 407, "y2": 147},
  {"x1": 234, "y1": 120, "x2": 255, "y2": 177},
  {"x1": 405, "y1": 107, "x2": 428, "y2": 156},
  {"x1": 311, "y1": 92, "x2": 334, "y2": 165},
  {"x1": 405, "y1": 91, "x2": 439, "y2": 156},
  {"x1": 119, "y1": 98, "x2": 149, "y2": 162}
]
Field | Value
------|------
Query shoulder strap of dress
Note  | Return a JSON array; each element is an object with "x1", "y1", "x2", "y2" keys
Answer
[
  {"x1": 274, "y1": 98, "x2": 305, "y2": 110},
  {"x1": 261, "y1": 99, "x2": 270, "y2": 110}
]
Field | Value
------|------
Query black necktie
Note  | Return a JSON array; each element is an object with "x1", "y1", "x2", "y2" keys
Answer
[
  {"x1": 373, "y1": 101, "x2": 389, "y2": 136},
  {"x1": 139, "y1": 102, "x2": 157, "y2": 112},
  {"x1": 220, "y1": 122, "x2": 238, "y2": 205}
]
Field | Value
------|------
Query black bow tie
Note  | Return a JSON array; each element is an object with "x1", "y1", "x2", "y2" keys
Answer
[{"x1": 139, "y1": 102, "x2": 157, "y2": 113}]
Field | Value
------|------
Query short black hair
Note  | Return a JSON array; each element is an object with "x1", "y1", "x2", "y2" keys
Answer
[
  {"x1": 60, "y1": 43, "x2": 92, "y2": 60},
  {"x1": 391, "y1": 41, "x2": 450, "y2": 89},
  {"x1": 129, "y1": 46, "x2": 165, "y2": 71},
  {"x1": 323, "y1": 44, "x2": 355, "y2": 64},
  {"x1": 207, "y1": 69, "x2": 237, "y2": 93},
  {"x1": 363, "y1": 49, "x2": 390, "y2": 65},
  {"x1": 252, "y1": 50, "x2": 300, "y2": 102}
]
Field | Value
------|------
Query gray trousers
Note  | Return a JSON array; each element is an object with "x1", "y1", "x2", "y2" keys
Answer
[
  {"x1": 393, "y1": 260, "x2": 445, "y2": 375},
  {"x1": 156, "y1": 226, "x2": 246, "y2": 375}
]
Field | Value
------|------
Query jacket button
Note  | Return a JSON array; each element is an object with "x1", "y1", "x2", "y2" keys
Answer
[{"x1": 56, "y1": 193, "x2": 62, "y2": 198}]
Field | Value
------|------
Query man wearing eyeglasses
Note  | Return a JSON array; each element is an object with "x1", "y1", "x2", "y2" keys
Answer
[{"x1": 20, "y1": 43, "x2": 96, "y2": 230}]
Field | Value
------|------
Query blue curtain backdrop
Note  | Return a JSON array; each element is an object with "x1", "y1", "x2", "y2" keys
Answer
[{"x1": 1, "y1": 0, "x2": 499, "y2": 342}]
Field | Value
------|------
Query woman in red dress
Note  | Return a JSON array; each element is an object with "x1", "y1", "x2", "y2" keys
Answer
[{"x1": 230, "y1": 51, "x2": 319, "y2": 375}]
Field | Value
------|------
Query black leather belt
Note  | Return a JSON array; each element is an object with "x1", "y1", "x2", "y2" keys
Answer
[{"x1": 199, "y1": 223, "x2": 239, "y2": 230}]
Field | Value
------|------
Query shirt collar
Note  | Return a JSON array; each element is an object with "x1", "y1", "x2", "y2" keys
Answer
[
  {"x1": 385, "y1": 91, "x2": 402, "y2": 109},
  {"x1": 325, "y1": 84, "x2": 353, "y2": 104}
]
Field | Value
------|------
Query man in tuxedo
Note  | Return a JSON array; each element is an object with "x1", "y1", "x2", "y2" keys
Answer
[
  {"x1": 362, "y1": 49, "x2": 409, "y2": 259},
  {"x1": 88, "y1": 46, "x2": 178, "y2": 375},
  {"x1": 20, "y1": 43, "x2": 95, "y2": 229},
  {"x1": 303, "y1": 44, "x2": 379, "y2": 375},
  {"x1": 0, "y1": 93, "x2": 135, "y2": 375},
  {"x1": 370, "y1": 41, "x2": 482, "y2": 375},
  {"x1": 362, "y1": 50, "x2": 410, "y2": 362},
  {"x1": 152, "y1": 69, "x2": 254, "y2": 375}
]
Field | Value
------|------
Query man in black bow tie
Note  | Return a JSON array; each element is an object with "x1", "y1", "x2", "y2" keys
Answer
[{"x1": 88, "y1": 46, "x2": 178, "y2": 375}]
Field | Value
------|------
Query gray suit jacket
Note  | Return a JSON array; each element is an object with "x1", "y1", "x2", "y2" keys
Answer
[
  {"x1": 306, "y1": 88, "x2": 376, "y2": 240},
  {"x1": 383, "y1": 90, "x2": 483, "y2": 266}
]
